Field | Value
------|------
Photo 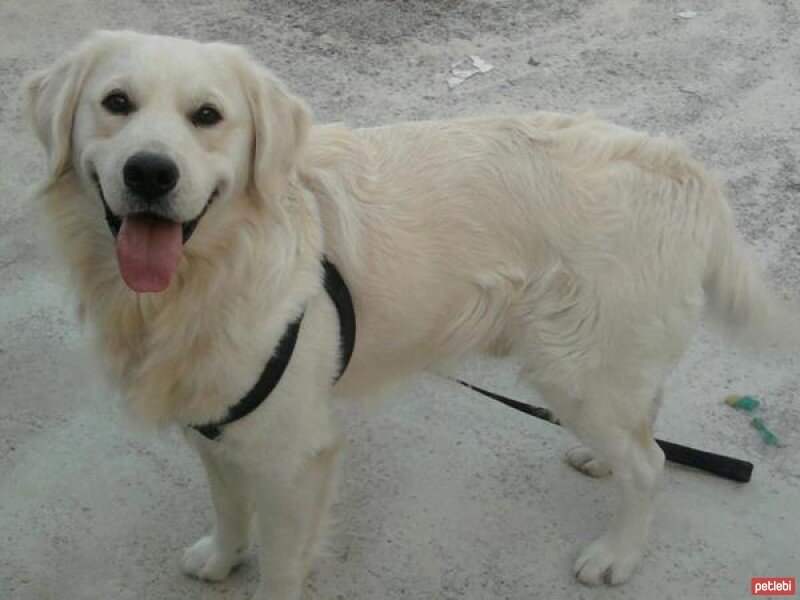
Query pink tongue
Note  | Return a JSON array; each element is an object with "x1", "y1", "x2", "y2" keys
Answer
[{"x1": 116, "y1": 214, "x2": 183, "y2": 292}]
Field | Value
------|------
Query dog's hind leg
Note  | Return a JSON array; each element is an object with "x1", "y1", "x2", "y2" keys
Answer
[
  {"x1": 181, "y1": 432, "x2": 254, "y2": 581},
  {"x1": 540, "y1": 382, "x2": 665, "y2": 586},
  {"x1": 565, "y1": 386, "x2": 663, "y2": 479}
]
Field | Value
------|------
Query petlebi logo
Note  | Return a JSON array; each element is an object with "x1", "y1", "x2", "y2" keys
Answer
[{"x1": 751, "y1": 578, "x2": 796, "y2": 596}]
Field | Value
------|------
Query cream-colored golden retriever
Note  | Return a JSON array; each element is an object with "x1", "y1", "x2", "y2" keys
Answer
[{"x1": 27, "y1": 30, "x2": 797, "y2": 599}]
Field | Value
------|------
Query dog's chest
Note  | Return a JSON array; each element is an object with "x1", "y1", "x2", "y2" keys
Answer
[{"x1": 94, "y1": 294, "x2": 279, "y2": 426}]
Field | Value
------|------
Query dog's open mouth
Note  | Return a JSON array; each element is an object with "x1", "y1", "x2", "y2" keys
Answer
[{"x1": 94, "y1": 174, "x2": 216, "y2": 293}]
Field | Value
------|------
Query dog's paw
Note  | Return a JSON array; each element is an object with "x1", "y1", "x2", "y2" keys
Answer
[
  {"x1": 574, "y1": 535, "x2": 642, "y2": 585},
  {"x1": 181, "y1": 535, "x2": 245, "y2": 582},
  {"x1": 566, "y1": 445, "x2": 612, "y2": 478}
]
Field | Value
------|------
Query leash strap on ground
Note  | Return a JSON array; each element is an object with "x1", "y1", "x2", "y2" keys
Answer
[{"x1": 452, "y1": 378, "x2": 754, "y2": 483}]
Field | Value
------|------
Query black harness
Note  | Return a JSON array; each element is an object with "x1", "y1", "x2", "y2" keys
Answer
[{"x1": 191, "y1": 259, "x2": 355, "y2": 440}]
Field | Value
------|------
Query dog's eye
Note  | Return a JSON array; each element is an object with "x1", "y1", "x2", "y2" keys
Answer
[
  {"x1": 191, "y1": 105, "x2": 223, "y2": 127},
  {"x1": 101, "y1": 91, "x2": 135, "y2": 115}
]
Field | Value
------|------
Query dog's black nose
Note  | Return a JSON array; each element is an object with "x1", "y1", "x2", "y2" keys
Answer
[{"x1": 123, "y1": 152, "x2": 179, "y2": 200}]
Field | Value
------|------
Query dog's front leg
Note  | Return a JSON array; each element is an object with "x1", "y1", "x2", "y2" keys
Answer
[
  {"x1": 182, "y1": 431, "x2": 254, "y2": 581},
  {"x1": 248, "y1": 442, "x2": 340, "y2": 600}
]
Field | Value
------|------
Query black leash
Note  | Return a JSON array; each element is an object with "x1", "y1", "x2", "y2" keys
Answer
[
  {"x1": 191, "y1": 259, "x2": 355, "y2": 441},
  {"x1": 453, "y1": 378, "x2": 754, "y2": 483}
]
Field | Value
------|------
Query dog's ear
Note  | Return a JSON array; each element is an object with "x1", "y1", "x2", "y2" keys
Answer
[
  {"x1": 223, "y1": 45, "x2": 310, "y2": 204},
  {"x1": 26, "y1": 32, "x2": 110, "y2": 183}
]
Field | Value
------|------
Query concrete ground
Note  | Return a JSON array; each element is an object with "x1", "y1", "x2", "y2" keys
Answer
[{"x1": 1, "y1": 1, "x2": 799, "y2": 599}]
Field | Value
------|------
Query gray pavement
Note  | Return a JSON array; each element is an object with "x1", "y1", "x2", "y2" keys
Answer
[{"x1": 1, "y1": 1, "x2": 799, "y2": 599}]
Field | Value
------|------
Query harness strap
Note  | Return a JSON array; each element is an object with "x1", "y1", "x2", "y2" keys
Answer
[
  {"x1": 322, "y1": 257, "x2": 356, "y2": 381},
  {"x1": 191, "y1": 259, "x2": 354, "y2": 440}
]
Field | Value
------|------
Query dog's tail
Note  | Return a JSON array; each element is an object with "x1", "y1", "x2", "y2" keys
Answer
[{"x1": 704, "y1": 203, "x2": 800, "y2": 349}]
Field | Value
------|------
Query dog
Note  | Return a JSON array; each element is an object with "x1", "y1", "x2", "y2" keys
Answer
[{"x1": 27, "y1": 30, "x2": 798, "y2": 600}]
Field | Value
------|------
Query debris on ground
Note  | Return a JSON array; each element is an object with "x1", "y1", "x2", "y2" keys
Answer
[
  {"x1": 750, "y1": 417, "x2": 783, "y2": 447},
  {"x1": 724, "y1": 394, "x2": 785, "y2": 447},
  {"x1": 527, "y1": 56, "x2": 540, "y2": 66},
  {"x1": 447, "y1": 55, "x2": 494, "y2": 89},
  {"x1": 724, "y1": 394, "x2": 760, "y2": 412}
]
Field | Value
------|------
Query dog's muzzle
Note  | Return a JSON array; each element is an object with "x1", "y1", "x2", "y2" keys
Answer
[{"x1": 92, "y1": 172, "x2": 216, "y2": 244}]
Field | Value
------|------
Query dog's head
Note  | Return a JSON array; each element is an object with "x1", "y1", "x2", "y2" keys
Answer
[{"x1": 27, "y1": 30, "x2": 310, "y2": 293}]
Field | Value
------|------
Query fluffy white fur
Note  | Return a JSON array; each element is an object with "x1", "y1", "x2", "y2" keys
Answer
[{"x1": 27, "y1": 30, "x2": 797, "y2": 599}]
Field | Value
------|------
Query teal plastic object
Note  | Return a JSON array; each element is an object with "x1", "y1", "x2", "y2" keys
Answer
[
  {"x1": 724, "y1": 394, "x2": 760, "y2": 413},
  {"x1": 750, "y1": 417, "x2": 783, "y2": 447}
]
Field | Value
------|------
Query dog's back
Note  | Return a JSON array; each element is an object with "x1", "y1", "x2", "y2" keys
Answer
[{"x1": 305, "y1": 112, "x2": 797, "y2": 392}]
